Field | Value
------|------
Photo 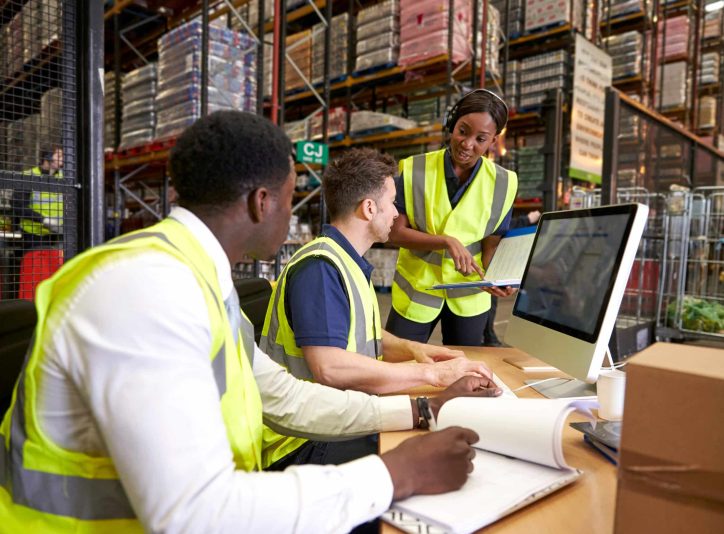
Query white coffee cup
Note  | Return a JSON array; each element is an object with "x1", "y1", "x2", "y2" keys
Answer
[{"x1": 597, "y1": 369, "x2": 626, "y2": 421}]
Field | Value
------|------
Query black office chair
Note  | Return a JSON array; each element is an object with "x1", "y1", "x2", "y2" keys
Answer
[
  {"x1": 0, "y1": 299, "x2": 37, "y2": 415},
  {"x1": 234, "y1": 277, "x2": 273, "y2": 344}
]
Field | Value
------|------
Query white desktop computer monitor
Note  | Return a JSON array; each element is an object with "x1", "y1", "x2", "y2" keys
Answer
[{"x1": 504, "y1": 203, "x2": 649, "y2": 398}]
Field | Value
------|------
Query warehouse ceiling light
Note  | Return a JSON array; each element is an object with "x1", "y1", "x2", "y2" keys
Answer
[{"x1": 705, "y1": 0, "x2": 724, "y2": 12}]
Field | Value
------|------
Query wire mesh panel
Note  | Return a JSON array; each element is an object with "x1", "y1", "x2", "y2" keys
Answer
[
  {"x1": 616, "y1": 189, "x2": 668, "y2": 328},
  {"x1": 677, "y1": 186, "x2": 724, "y2": 339},
  {"x1": 657, "y1": 191, "x2": 694, "y2": 339},
  {"x1": 0, "y1": 0, "x2": 76, "y2": 301}
]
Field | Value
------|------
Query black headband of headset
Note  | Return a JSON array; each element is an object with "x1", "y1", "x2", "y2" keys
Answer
[{"x1": 443, "y1": 88, "x2": 509, "y2": 134}]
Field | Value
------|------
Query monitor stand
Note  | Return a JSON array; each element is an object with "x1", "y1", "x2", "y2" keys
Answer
[
  {"x1": 522, "y1": 348, "x2": 614, "y2": 400},
  {"x1": 525, "y1": 378, "x2": 597, "y2": 399}
]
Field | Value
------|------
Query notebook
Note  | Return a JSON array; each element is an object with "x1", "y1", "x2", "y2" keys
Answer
[
  {"x1": 430, "y1": 226, "x2": 537, "y2": 290},
  {"x1": 383, "y1": 397, "x2": 597, "y2": 534}
]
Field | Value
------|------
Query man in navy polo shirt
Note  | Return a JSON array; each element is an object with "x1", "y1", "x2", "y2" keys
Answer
[{"x1": 260, "y1": 148, "x2": 493, "y2": 467}]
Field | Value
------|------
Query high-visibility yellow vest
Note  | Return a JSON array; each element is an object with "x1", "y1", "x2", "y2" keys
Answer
[
  {"x1": 392, "y1": 149, "x2": 517, "y2": 323},
  {"x1": 0, "y1": 217, "x2": 263, "y2": 532},
  {"x1": 20, "y1": 168, "x2": 64, "y2": 236},
  {"x1": 259, "y1": 236, "x2": 382, "y2": 467}
]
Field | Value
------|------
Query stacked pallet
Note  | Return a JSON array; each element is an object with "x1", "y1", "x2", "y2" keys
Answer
[
  {"x1": 40, "y1": 87, "x2": 62, "y2": 151},
  {"x1": 155, "y1": 20, "x2": 257, "y2": 141},
  {"x1": 518, "y1": 50, "x2": 570, "y2": 109},
  {"x1": 355, "y1": 0, "x2": 400, "y2": 72},
  {"x1": 311, "y1": 13, "x2": 350, "y2": 84},
  {"x1": 603, "y1": 30, "x2": 650, "y2": 81},
  {"x1": 119, "y1": 64, "x2": 157, "y2": 149},
  {"x1": 516, "y1": 144, "x2": 544, "y2": 199},
  {"x1": 104, "y1": 71, "x2": 121, "y2": 151},
  {"x1": 398, "y1": 0, "x2": 471, "y2": 66}
]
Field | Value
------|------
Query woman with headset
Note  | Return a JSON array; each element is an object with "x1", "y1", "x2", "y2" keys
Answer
[{"x1": 386, "y1": 89, "x2": 518, "y2": 346}]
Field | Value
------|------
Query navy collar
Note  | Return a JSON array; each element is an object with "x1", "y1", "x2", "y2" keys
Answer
[
  {"x1": 320, "y1": 224, "x2": 374, "y2": 282},
  {"x1": 444, "y1": 149, "x2": 483, "y2": 206}
]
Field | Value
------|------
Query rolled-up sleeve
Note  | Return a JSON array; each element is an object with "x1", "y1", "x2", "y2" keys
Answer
[
  {"x1": 254, "y1": 344, "x2": 412, "y2": 439},
  {"x1": 55, "y1": 254, "x2": 401, "y2": 533}
]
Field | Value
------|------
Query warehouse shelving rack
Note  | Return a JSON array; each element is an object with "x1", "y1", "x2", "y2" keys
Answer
[
  {"x1": 599, "y1": 0, "x2": 656, "y2": 106},
  {"x1": 694, "y1": 1, "x2": 723, "y2": 142}
]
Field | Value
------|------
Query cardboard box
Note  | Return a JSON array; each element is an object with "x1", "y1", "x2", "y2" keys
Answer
[{"x1": 615, "y1": 343, "x2": 724, "y2": 534}]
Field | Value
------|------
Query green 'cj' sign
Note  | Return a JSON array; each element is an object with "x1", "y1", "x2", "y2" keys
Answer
[{"x1": 295, "y1": 141, "x2": 328, "y2": 165}]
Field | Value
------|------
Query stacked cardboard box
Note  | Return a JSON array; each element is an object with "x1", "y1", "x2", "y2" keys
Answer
[
  {"x1": 407, "y1": 95, "x2": 444, "y2": 125},
  {"x1": 40, "y1": 87, "x2": 62, "y2": 150},
  {"x1": 524, "y1": 0, "x2": 585, "y2": 34},
  {"x1": 398, "y1": 0, "x2": 471, "y2": 66},
  {"x1": 104, "y1": 71, "x2": 121, "y2": 151},
  {"x1": 699, "y1": 51, "x2": 720, "y2": 86},
  {"x1": 355, "y1": 0, "x2": 400, "y2": 72},
  {"x1": 516, "y1": 144, "x2": 544, "y2": 199},
  {"x1": 229, "y1": 0, "x2": 274, "y2": 27},
  {"x1": 285, "y1": 30, "x2": 312, "y2": 92},
  {"x1": 600, "y1": 0, "x2": 653, "y2": 21},
  {"x1": 248, "y1": 0, "x2": 274, "y2": 23},
  {"x1": 697, "y1": 96, "x2": 717, "y2": 129},
  {"x1": 263, "y1": 42, "x2": 273, "y2": 96},
  {"x1": 311, "y1": 13, "x2": 351, "y2": 84},
  {"x1": 519, "y1": 50, "x2": 570, "y2": 109},
  {"x1": 491, "y1": 0, "x2": 524, "y2": 37},
  {"x1": 503, "y1": 59, "x2": 520, "y2": 109},
  {"x1": 704, "y1": 10, "x2": 722, "y2": 40},
  {"x1": 350, "y1": 111, "x2": 417, "y2": 135},
  {"x1": 4, "y1": 9, "x2": 24, "y2": 75},
  {"x1": 22, "y1": 0, "x2": 42, "y2": 64},
  {"x1": 39, "y1": 0, "x2": 61, "y2": 50},
  {"x1": 0, "y1": 0, "x2": 60, "y2": 79},
  {"x1": 284, "y1": 120, "x2": 307, "y2": 143},
  {"x1": 657, "y1": 61, "x2": 687, "y2": 110},
  {"x1": 309, "y1": 106, "x2": 346, "y2": 140},
  {"x1": 474, "y1": 2, "x2": 501, "y2": 77},
  {"x1": 7, "y1": 114, "x2": 40, "y2": 171},
  {"x1": 604, "y1": 30, "x2": 650, "y2": 80},
  {"x1": 154, "y1": 20, "x2": 257, "y2": 141},
  {"x1": 656, "y1": 15, "x2": 689, "y2": 61},
  {"x1": 119, "y1": 63, "x2": 157, "y2": 149}
]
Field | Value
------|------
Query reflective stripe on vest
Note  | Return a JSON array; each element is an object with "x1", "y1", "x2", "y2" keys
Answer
[
  {"x1": 20, "y1": 168, "x2": 64, "y2": 236},
  {"x1": 0, "y1": 218, "x2": 262, "y2": 529},
  {"x1": 392, "y1": 150, "x2": 517, "y2": 321},
  {"x1": 0, "y1": 368, "x2": 135, "y2": 520},
  {"x1": 259, "y1": 237, "x2": 382, "y2": 468},
  {"x1": 261, "y1": 238, "x2": 381, "y2": 380}
]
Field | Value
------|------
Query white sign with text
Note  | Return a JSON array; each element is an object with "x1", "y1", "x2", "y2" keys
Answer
[{"x1": 569, "y1": 34, "x2": 612, "y2": 184}]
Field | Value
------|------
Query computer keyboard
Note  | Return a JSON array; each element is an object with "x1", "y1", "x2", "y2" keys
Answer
[{"x1": 492, "y1": 373, "x2": 517, "y2": 398}]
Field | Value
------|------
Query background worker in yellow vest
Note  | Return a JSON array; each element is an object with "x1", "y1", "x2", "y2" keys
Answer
[
  {"x1": 387, "y1": 89, "x2": 518, "y2": 346},
  {"x1": 261, "y1": 148, "x2": 495, "y2": 469},
  {"x1": 0, "y1": 111, "x2": 502, "y2": 533},
  {"x1": 14, "y1": 146, "x2": 64, "y2": 250}
]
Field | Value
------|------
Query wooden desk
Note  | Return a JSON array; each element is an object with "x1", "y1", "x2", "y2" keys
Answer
[{"x1": 381, "y1": 346, "x2": 616, "y2": 534}]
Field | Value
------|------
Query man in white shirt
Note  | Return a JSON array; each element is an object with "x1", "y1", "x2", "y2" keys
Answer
[{"x1": 0, "y1": 111, "x2": 500, "y2": 533}]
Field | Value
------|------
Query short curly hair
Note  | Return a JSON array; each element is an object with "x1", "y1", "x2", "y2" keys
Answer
[
  {"x1": 323, "y1": 148, "x2": 397, "y2": 220},
  {"x1": 169, "y1": 111, "x2": 292, "y2": 210}
]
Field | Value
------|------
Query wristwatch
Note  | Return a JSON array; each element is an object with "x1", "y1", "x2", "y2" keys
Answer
[{"x1": 416, "y1": 396, "x2": 433, "y2": 429}]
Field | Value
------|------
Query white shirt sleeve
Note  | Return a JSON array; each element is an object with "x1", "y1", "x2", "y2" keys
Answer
[
  {"x1": 45, "y1": 252, "x2": 394, "y2": 533},
  {"x1": 253, "y1": 345, "x2": 413, "y2": 438}
]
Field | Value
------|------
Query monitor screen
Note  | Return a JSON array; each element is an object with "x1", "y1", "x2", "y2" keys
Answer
[{"x1": 513, "y1": 205, "x2": 638, "y2": 344}]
